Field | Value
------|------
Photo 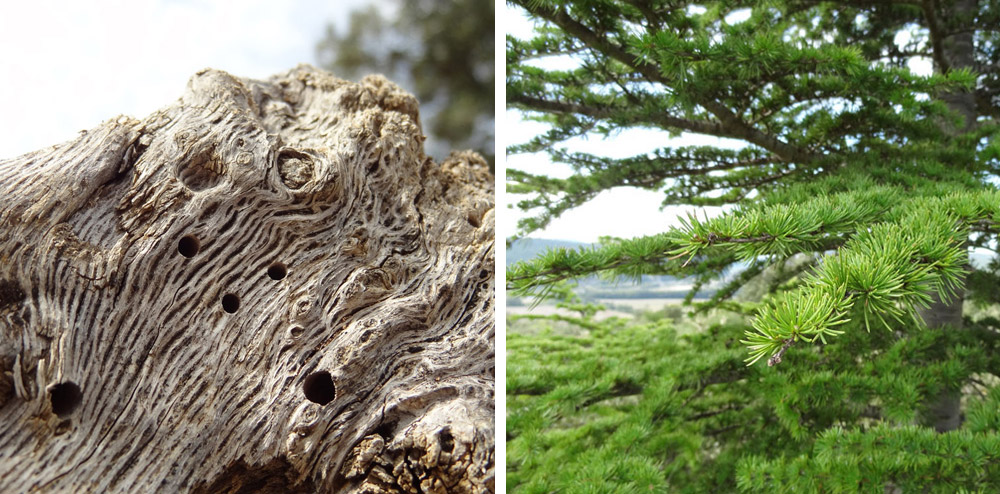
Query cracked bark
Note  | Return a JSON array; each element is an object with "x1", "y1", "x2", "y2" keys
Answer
[{"x1": 0, "y1": 65, "x2": 494, "y2": 493}]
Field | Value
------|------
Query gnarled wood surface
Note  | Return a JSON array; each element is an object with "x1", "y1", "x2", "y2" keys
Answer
[{"x1": 0, "y1": 65, "x2": 494, "y2": 493}]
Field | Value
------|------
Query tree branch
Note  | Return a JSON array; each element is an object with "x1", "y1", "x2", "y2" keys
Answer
[
  {"x1": 509, "y1": 93, "x2": 724, "y2": 136},
  {"x1": 686, "y1": 404, "x2": 745, "y2": 421},
  {"x1": 518, "y1": 2, "x2": 814, "y2": 164},
  {"x1": 767, "y1": 338, "x2": 796, "y2": 367},
  {"x1": 921, "y1": 0, "x2": 952, "y2": 73}
]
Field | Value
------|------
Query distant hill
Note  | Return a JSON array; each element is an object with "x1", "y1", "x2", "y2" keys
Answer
[
  {"x1": 506, "y1": 238, "x2": 591, "y2": 267},
  {"x1": 506, "y1": 238, "x2": 700, "y2": 299}
]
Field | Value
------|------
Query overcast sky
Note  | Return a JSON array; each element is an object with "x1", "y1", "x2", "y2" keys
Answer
[
  {"x1": 504, "y1": 5, "x2": 728, "y2": 243},
  {"x1": 0, "y1": 0, "x2": 376, "y2": 159}
]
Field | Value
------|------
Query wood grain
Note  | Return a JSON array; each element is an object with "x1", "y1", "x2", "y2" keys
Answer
[{"x1": 0, "y1": 65, "x2": 494, "y2": 493}]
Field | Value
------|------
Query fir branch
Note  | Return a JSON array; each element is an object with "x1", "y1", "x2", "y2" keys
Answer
[
  {"x1": 575, "y1": 380, "x2": 644, "y2": 410},
  {"x1": 508, "y1": 93, "x2": 724, "y2": 136},
  {"x1": 549, "y1": 147, "x2": 779, "y2": 177},
  {"x1": 506, "y1": 240, "x2": 740, "y2": 294},
  {"x1": 698, "y1": 261, "x2": 767, "y2": 310},
  {"x1": 517, "y1": 2, "x2": 815, "y2": 163},
  {"x1": 970, "y1": 219, "x2": 1000, "y2": 232},
  {"x1": 767, "y1": 338, "x2": 797, "y2": 367},
  {"x1": 697, "y1": 233, "x2": 776, "y2": 245},
  {"x1": 508, "y1": 313, "x2": 605, "y2": 332},
  {"x1": 623, "y1": 0, "x2": 664, "y2": 33},
  {"x1": 706, "y1": 423, "x2": 746, "y2": 436},
  {"x1": 686, "y1": 403, "x2": 745, "y2": 421}
]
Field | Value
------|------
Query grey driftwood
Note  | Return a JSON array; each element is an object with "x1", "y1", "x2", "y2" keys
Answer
[{"x1": 0, "y1": 65, "x2": 494, "y2": 493}]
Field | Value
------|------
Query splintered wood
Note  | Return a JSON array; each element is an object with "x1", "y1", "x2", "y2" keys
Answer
[{"x1": 0, "y1": 65, "x2": 494, "y2": 493}]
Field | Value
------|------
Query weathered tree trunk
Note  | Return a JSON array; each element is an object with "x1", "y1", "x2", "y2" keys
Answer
[{"x1": 0, "y1": 66, "x2": 494, "y2": 493}]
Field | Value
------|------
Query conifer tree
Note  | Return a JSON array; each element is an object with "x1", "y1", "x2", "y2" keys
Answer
[{"x1": 507, "y1": 0, "x2": 1000, "y2": 491}]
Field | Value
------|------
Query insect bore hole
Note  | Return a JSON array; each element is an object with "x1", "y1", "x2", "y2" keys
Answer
[
  {"x1": 440, "y1": 429, "x2": 455, "y2": 453},
  {"x1": 50, "y1": 381, "x2": 82, "y2": 418},
  {"x1": 222, "y1": 293, "x2": 240, "y2": 313},
  {"x1": 467, "y1": 212, "x2": 481, "y2": 228},
  {"x1": 267, "y1": 262, "x2": 288, "y2": 280},
  {"x1": 177, "y1": 235, "x2": 200, "y2": 258},
  {"x1": 303, "y1": 371, "x2": 336, "y2": 405}
]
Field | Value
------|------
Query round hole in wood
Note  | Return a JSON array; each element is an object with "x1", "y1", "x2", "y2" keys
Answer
[
  {"x1": 267, "y1": 262, "x2": 287, "y2": 280},
  {"x1": 221, "y1": 293, "x2": 240, "y2": 313},
  {"x1": 178, "y1": 235, "x2": 200, "y2": 258},
  {"x1": 303, "y1": 371, "x2": 336, "y2": 405},
  {"x1": 439, "y1": 429, "x2": 455, "y2": 452},
  {"x1": 467, "y1": 212, "x2": 481, "y2": 228},
  {"x1": 50, "y1": 381, "x2": 82, "y2": 417}
]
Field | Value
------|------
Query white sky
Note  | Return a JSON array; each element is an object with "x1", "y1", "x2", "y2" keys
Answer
[
  {"x1": 0, "y1": 0, "x2": 377, "y2": 159},
  {"x1": 504, "y1": 107, "x2": 730, "y2": 243},
  {"x1": 503, "y1": 4, "x2": 727, "y2": 243}
]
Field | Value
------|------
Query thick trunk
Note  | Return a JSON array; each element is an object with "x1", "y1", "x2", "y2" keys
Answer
[
  {"x1": 0, "y1": 66, "x2": 494, "y2": 493},
  {"x1": 920, "y1": 294, "x2": 965, "y2": 432},
  {"x1": 922, "y1": 0, "x2": 977, "y2": 434},
  {"x1": 938, "y1": 0, "x2": 978, "y2": 131}
]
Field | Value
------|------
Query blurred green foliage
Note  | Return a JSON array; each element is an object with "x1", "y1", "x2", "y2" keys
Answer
[
  {"x1": 507, "y1": 303, "x2": 1000, "y2": 493},
  {"x1": 317, "y1": 0, "x2": 494, "y2": 166}
]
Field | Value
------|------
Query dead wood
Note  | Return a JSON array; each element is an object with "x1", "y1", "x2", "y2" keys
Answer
[{"x1": 0, "y1": 65, "x2": 494, "y2": 493}]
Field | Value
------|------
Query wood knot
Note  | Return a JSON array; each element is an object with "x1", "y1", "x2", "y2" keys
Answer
[
  {"x1": 341, "y1": 229, "x2": 368, "y2": 257},
  {"x1": 277, "y1": 148, "x2": 314, "y2": 190},
  {"x1": 177, "y1": 148, "x2": 225, "y2": 191}
]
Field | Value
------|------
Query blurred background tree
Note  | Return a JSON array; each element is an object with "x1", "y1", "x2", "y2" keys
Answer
[{"x1": 317, "y1": 0, "x2": 494, "y2": 168}]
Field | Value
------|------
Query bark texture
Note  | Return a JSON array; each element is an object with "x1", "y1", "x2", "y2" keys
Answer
[{"x1": 0, "y1": 65, "x2": 494, "y2": 493}]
